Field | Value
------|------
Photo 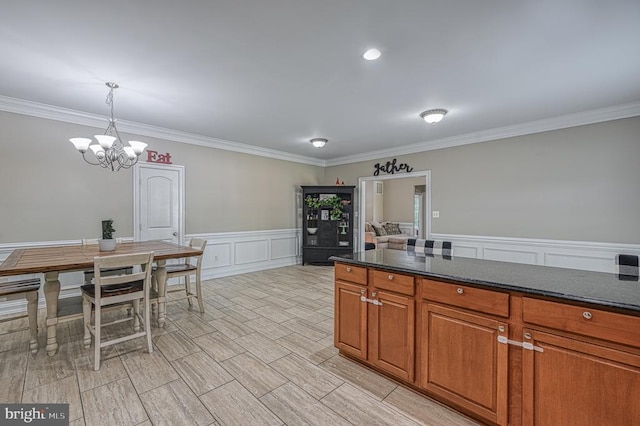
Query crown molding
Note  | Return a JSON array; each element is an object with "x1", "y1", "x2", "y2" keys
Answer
[
  {"x1": 0, "y1": 95, "x2": 326, "y2": 167},
  {"x1": 2, "y1": 94, "x2": 638, "y2": 169},
  {"x1": 325, "y1": 102, "x2": 640, "y2": 166}
]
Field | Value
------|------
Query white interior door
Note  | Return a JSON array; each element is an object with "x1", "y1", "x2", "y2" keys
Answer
[{"x1": 134, "y1": 163, "x2": 185, "y2": 244}]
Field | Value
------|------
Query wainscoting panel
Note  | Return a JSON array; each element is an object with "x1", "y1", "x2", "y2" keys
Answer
[
  {"x1": 431, "y1": 233, "x2": 640, "y2": 274},
  {"x1": 234, "y1": 239, "x2": 269, "y2": 265}
]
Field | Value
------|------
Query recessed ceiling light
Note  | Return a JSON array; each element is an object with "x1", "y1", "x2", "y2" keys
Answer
[
  {"x1": 310, "y1": 138, "x2": 328, "y2": 148},
  {"x1": 362, "y1": 48, "x2": 381, "y2": 61},
  {"x1": 420, "y1": 109, "x2": 448, "y2": 124}
]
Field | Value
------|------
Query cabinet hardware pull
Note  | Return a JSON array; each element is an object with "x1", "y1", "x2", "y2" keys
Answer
[
  {"x1": 372, "y1": 291, "x2": 377, "y2": 297},
  {"x1": 497, "y1": 336, "x2": 544, "y2": 352},
  {"x1": 499, "y1": 326, "x2": 505, "y2": 332},
  {"x1": 346, "y1": 267, "x2": 352, "y2": 272},
  {"x1": 582, "y1": 311, "x2": 593, "y2": 320},
  {"x1": 388, "y1": 274, "x2": 394, "y2": 280},
  {"x1": 360, "y1": 289, "x2": 366, "y2": 295},
  {"x1": 524, "y1": 332, "x2": 532, "y2": 340},
  {"x1": 456, "y1": 288, "x2": 464, "y2": 295}
]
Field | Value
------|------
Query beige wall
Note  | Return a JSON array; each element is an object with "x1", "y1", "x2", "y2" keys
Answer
[
  {"x1": 383, "y1": 177, "x2": 425, "y2": 223},
  {"x1": 325, "y1": 117, "x2": 640, "y2": 244},
  {"x1": 0, "y1": 112, "x2": 324, "y2": 243}
]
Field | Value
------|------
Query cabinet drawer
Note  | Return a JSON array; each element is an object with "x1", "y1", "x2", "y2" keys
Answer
[
  {"x1": 335, "y1": 263, "x2": 367, "y2": 285},
  {"x1": 371, "y1": 270, "x2": 414, "y2": 296},
  {"x1": 522, "y1": 298, "x2": 640, "y2": 348},
  {"x1": 421, "y1": 279, "x2": 509, "y2": 318}
]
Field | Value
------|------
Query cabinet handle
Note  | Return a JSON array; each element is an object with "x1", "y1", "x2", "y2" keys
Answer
[
  {"x1": 360, "y1": 289, "x2": 366, "y2": 295},
  {"x1": 388, "y1": 274, "x2": 394, "y2": 280},
  {"x1": 582, "y1": 311, "x2": 593, "y2": 320},
  {"x1": 346, "y1": 267, "x2": 352, "y2": 272},
  {"x1": 524, "y1": 332, "x2": 532, "y2": 340},
  {"x1": 372, "y1": 291, "x2": 377, "y2": 297},
  {"x1": 456, "y1": 287, "x2": 464, "y2": 295},
  {"x1": 498, "y1": 326, "x2": 505, "y2": 333}
]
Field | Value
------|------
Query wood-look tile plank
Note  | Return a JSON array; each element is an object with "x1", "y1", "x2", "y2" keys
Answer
[
  {"x1": 260, "y1": 382, "x2": 351, "y2": 426},
  {"x1": 121, "y1": 350, "x2": 180, "y2": 394},
  {"x1": 321, "y1": 355, "x2": 398, "y2": 400},
  {"x1": 383, "y1": 385, "x2": 482, "y2": 426},
  {"x1": 0, "y1": 346, "x2": 28, "y2": 379},
  {"x1": 234, "y1": 332, "x2": 290, "y2": 364},
  {"x1": 245, "y1": 317, "x2": 293, "y2": 340},
  {"x1": 22, "y1": 375, "x2": 83, "y2": 421},
  {"x1": 199, "y1": 380, "x2": 283, "y2": 426},
  {"x1": 321, "y1": 383, "x2": 421, "y2": 426},
  {"x1": 153, "y1": 330, "x2": 202, "y2": 361},
  {"x1": 270, "y1": 353, "x2": 344, "y2": 400},
  {"x1": 81, "y1": 377, "x2": 148, "y2": 426},
  {"x1": 75, "y1": 352, "x2": 129, "y2": 392},
  {"x1": 139, "y1": 379, "x2": 215, "y2": 426},
  {"x1": 208, "y1": 316, "x2": 253, "y2": 339},
  {"x1": 220, "y1": 304, "x2": 262, "y2": 323},
  {"x1": 220, "y1": 352, "x2": 288, "y2": 398},
  {"x1": 172, "y1": 315, "x2": 216, "y2": 338},
  {"x1": 0, "y1": 375, "x2": 24, "y2": 403},
  {"x1": 193, "y1": 331, "x2": 246, "y2": 362},
  {"x1": 276, "y1": 332, "x2": 337, "y2": 365},
  {"x1": 24, "y1": 339, "x2": 77, "y2": 390},
  {"x1": 171, "y1": 351, "x2": 234, "y2": 396},
  {"x1": 281, "y1": 317, "x2": 329, "y2": 341},
  {"x1": 252, "y1": 305, "x2": 295, "y2": 324}
]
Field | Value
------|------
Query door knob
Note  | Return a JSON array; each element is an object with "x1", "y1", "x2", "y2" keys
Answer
[{"x1": 173, "y1": 232, "x2": 179, "y2": 237}]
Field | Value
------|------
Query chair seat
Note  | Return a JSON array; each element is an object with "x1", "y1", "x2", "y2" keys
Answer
[
  {"x1": 0, "y1": 278, "x2": 40, "y2": 297},
  {"x1": 154, "y1": 264, "x2": 197, "y2": 274},
  {"x1": 81, "y1": 280, "x2": 143, "y2": 298}
]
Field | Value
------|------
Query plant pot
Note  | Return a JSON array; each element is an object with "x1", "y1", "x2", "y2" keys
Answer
[
  {"x1": 307, "y1": 227, "x2": 318, "y2": 235},
  {"x1": 98, "y1": 239, "x2": 117, "y2": 252}
]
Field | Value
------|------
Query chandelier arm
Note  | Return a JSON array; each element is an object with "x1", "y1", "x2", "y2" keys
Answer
[{"x1": 81, "y1": 152, "x2": 102, "y2": 166}]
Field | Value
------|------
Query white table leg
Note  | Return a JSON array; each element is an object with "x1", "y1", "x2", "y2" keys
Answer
[
  {"x1": 155, "y1": 260, "x2": 167, "y2": 328},
  {"x1": 26, "y1": 290, "x2": 39, "y2": 354},
  {"x1": 44, "y1": 271, "x2": 60, "y2": 356}
]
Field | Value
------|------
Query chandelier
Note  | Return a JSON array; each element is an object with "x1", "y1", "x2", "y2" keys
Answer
[{"x1": 70, "y1": 82, "x2": 148, "y2": 171}]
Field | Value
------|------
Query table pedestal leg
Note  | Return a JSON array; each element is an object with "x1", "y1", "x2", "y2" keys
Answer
[
  {"x1": 44, "y1": 272, "x2": 60, "y2": 356},
  {"x1": 26, "y1": 290, "x2": 39, "y2": 354},
  {"x1": 155, "y1": 260, "x2": 167, "y2": 328}
]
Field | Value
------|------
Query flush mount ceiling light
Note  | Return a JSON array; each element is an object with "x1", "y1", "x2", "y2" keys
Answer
[
  {"x1": 362, "y1": 48, "x2": 381, "y2": 61},
  {"x1": 420, "y1": 108, "x2": 448, "y2": 124},
  {"x1": 69, "y1": 82, "x2": 148, "y2": 171},
  {"x1": 310, "y1": 138, "x2": 328, "y2": 148}
]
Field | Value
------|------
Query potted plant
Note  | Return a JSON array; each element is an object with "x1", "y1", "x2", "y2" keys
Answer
[
  {"x1": 304, "y1": 195, "x2": 344, "y2": 222},
  {"x1": 99, "y1": 219, "x2": 117, "y2": 252}
]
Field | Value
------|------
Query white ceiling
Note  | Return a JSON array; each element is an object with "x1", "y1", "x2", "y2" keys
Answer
[{"x1": 2, "y1": 1, "x2": 640, "y2": 163}]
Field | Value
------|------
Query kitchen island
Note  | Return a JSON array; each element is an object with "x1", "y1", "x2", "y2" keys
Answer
[{"x1": 331, "y1": 249, "x2": 640, "y2": 426}]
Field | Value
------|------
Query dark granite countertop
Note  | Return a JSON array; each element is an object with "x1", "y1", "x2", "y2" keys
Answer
[{"x1": 330, "y1": 249, "x2": 640, "y2": 313}]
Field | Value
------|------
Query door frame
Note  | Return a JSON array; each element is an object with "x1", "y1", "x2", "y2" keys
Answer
[
  {"x1": 358, "y1": 171, "x2": 431, "y2": 251},
  {"x1": 133, "y1": 163, "x2": 185, "y2": 244}
]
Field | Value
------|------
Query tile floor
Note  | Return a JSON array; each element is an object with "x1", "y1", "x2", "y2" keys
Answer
[{"x1": 0, "y1": 265, "x2": 480, "y2": 426}]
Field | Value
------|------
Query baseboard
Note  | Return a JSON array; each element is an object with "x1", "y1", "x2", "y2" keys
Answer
[{"x1": 430, "y1": 233, "x2": 640, "y2": 274}]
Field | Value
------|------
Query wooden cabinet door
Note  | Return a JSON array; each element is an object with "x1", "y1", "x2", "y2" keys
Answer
[
  {"x1": 420, "y1": 303, "x2": 509, "y2": 425},
  {"x1": 334, "y1": 281, "x2": 367, "y2": 359},
  {"x1": 369, "y1": 289, "x2": 415, "y2": 382},
  {"x1": 522, "y1": 329, "x2": 640, "y2": 426}
]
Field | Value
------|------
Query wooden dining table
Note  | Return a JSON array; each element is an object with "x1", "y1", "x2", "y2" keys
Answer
[{"x1": 0, "y1": 240, "x2": 203, "y2": 356}]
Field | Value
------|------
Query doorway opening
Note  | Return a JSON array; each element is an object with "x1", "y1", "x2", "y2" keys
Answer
[{"x1": 357, "y1": 171, "x2": 431, "y2": 251}]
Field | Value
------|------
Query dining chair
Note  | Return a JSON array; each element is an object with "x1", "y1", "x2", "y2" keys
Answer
[
  {"x1": 0, "y1": 278, "x2": 40, "y2": 354},
  {"x1": 82, "y1": 238, "x2": 131, "y2": 284},
  {"x1": 82, "y1": 252, "x2": 154, "y2": 371},
  {"x1": 153, "y1": 238, "x2": 207, "y2": 313}
]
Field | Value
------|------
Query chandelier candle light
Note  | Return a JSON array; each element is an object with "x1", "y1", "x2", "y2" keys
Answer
[{"x1": 70, "y1": 82, "x2": 148, "y2": 171}]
